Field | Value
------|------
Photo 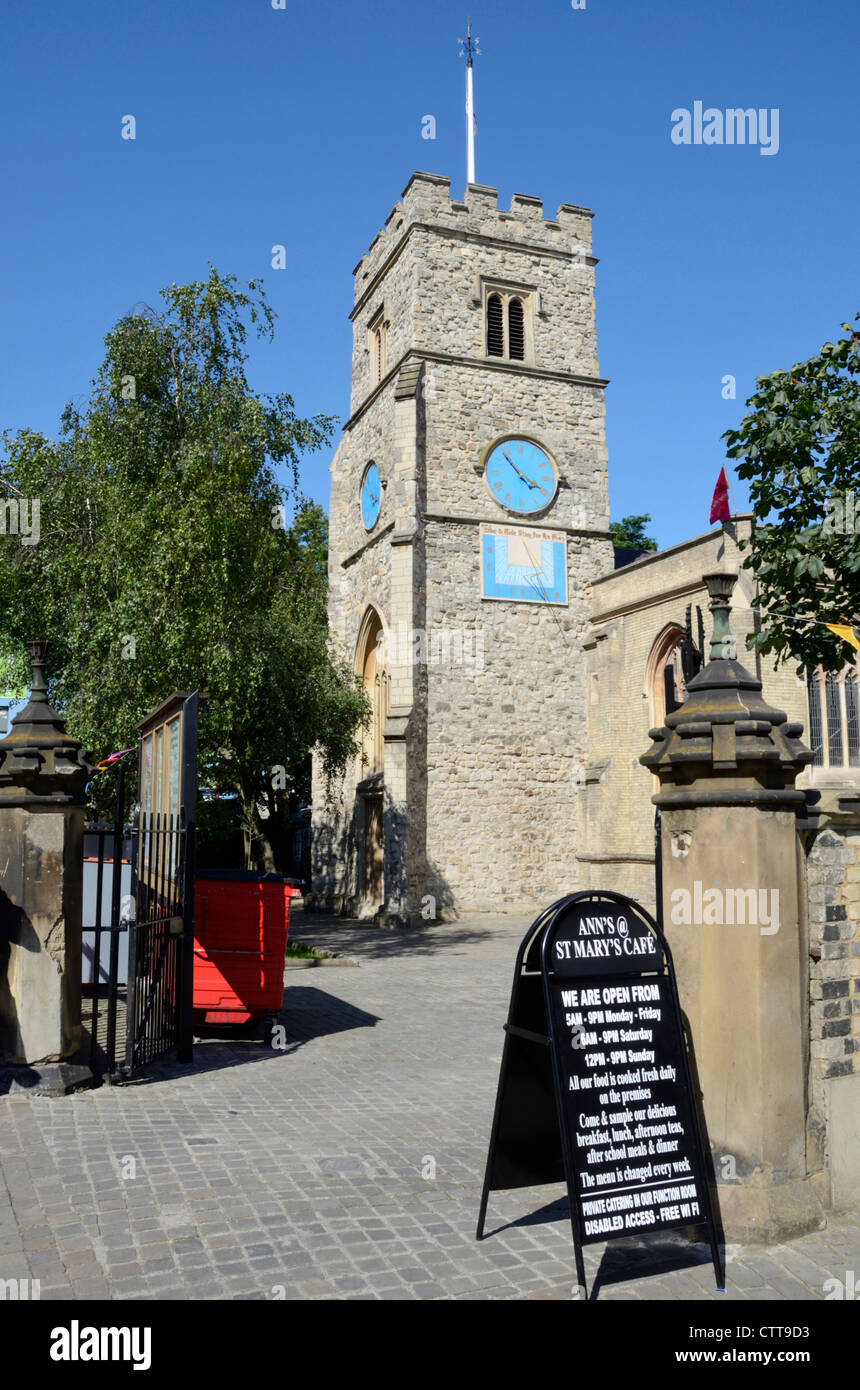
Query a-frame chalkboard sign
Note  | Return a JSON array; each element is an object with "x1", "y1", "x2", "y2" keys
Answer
[{"x1": 476, "y1": 891, "x2": 724, "y2": 1299}]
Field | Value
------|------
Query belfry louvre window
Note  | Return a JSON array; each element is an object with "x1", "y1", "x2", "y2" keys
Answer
[
  {"x1": 486, "y1": 294, "x2": 504, "y2": 356},
  {"x1": 806, "y1": 664, "x2": 860, "y2": 769},
  {"x1": 484, "y1": 288, "x2": 530, "y2": 362},
  {"x1": 508, "y1": 298, "x2": 525, "y2": 359},
  {"x1": 368, "y1": 310, "x2": 386, "y2": 387}
]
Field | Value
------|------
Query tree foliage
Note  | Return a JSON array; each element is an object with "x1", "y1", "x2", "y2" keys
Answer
[
  {"x1": 723, "y1": 314, "x2": 860, "y2": 672},
  {"x1": 0, "y1": 267, "x2": 368, "y2": 866},
  {"x1": 609, "y1": 514, "x2": 658, "y2": 551}
]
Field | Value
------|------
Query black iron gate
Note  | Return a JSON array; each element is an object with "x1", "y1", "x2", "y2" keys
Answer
[
  {"x1": 82, "y1": 760, "x2": 132, "y2": 1079},
  {"x1": 83, "y1": 691, "x2": 198, "y2": 1080},
  {"x1": 663, "y1": 603, "x2": 706, "y2": 715}
]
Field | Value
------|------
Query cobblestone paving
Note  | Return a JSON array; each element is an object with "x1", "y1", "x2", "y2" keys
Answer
[{"x1": 1, "y1": 907, "x2": 858, "y2": 1301}]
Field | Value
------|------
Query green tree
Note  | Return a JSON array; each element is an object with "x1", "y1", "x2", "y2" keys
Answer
[
  {"x1": 723, "y1": 314, "x2": 860, "y2": 671},
  {"x1": 609, "y1": 514, "x2": 658, "y2": 551},
  {"x1": 0, "y1": 267, "x2": 368, "y2": 868}
]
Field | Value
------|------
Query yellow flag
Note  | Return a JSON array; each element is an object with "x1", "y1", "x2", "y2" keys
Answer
[{"x1": 825, "y1": 623, "x2": 860, "y2": 652}]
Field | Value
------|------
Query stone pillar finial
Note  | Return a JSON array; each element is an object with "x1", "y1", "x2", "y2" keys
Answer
[
  {"x1": 25, "y1": 640, "x2": 49, "y2": 704},
  {"x1": 641, "y1": 571, "x2": 811, "y2": 805},
  {"x1": 0, "y1": 640, "x2": 93, "y2": 805},
  {"x1": 702, "y1": 572, "x2": 738, "y2": 661},
  {"x1": 638, "y1": 573, "x2": 821, "y2": 1242},
  {"x1": 0, "y1": 641, "x2": 94, "y2": 1074}
]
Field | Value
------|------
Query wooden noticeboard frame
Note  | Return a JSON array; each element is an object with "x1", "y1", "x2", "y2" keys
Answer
[
  {"x1": 131, "y1": 691, "x2": 199, "y2": 1066},
  {"x1": 137, "y1": 693, "x2": 197, "y2": 895},
  {"x1": 476, "y1": 890, "x2": 724, "y2": 1300}
]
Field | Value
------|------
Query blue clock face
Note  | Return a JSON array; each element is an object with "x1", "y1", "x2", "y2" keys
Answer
[
  {"x1": 360, "y1": 462, "x2": 381, "y2": 530},
  {"x1": 484, "y1": 437, "x2": 558, "y2": 515}
]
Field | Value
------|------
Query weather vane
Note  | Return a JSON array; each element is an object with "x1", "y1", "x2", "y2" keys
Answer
[{"x1": 458, "y1": 20, "x2": 481, "y2": 186}]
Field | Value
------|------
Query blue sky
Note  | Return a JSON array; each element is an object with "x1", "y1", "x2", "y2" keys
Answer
[{"x1": 1, "y1": 0, "x2": 857, "y2": 549}]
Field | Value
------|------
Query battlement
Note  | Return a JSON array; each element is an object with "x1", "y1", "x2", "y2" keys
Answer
[{"x1": 352, "y1": 171, "x2": 594, "y2": 304}]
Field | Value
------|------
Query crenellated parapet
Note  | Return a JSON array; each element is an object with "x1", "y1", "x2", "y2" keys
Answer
[{"x1": 352, "y1": 171, "x2": 595, "y2": 307}]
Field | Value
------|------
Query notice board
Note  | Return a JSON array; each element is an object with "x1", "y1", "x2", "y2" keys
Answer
[{"x1": 476, "y1": 891, "x2": 723, "y2": 1298}]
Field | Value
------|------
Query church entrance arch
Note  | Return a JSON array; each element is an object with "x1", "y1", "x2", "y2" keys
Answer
[{"x1": 355, "y1": 606, "x2": 389, "y2": 910}]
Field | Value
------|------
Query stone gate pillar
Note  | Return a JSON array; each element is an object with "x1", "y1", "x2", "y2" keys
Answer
[
  {"x1": 641, "y1": 574, "x2": 820, "y2": 1241},
  {"x1": 0, "y1": 642, "x2": 93, "y2": 1071}
]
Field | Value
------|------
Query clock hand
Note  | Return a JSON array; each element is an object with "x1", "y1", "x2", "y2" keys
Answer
[
  {"x1": 502, "y1": 450, "x2": 538, "y2": 489},
  {"x1": 501, "y1": 449, "x2": 526, "y2": 480}
]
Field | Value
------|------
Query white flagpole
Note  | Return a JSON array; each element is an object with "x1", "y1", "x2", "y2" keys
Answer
[{"x1": 459, "y1": 22, "x2": 480, "y2": 187}]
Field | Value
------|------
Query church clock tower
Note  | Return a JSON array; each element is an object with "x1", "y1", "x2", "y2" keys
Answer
[{"x1": 311, "y1": 172, "x2": 613, "y2": 924}]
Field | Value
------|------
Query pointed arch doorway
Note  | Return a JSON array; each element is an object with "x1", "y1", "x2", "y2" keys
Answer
[{"x1": 355, "y1": 607, "x2": 389, "y2": 912}]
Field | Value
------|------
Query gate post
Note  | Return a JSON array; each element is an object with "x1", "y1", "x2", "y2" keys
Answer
[
  {"x1": 641, "y1": 574, "x2": 820, "y2": 1242},
  {"x1": 0, "y1": 642, "x2": 93, "y2": 1078}
]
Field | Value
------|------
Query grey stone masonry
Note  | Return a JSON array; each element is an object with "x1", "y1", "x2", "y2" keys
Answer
[
  {"x1": 349, "y1": 174, "x2": 599, "y2": 414},
  {"x1": 802, "y1": 800, "x2": 860, "y2": 1201},
  {"x1": 0, "y1": 643, "x2": 93, "y2": 1067},
  {"x1": 312, "y1": 172, "x2": 613, "y2": 922}
]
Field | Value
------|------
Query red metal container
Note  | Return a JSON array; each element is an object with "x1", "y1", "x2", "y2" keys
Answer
[{"x1": 192, "y1": 871, "x2": 300, "y2": 1027}]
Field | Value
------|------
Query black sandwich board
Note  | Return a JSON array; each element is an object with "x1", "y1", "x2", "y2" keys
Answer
[{"x1": 476, "y1": 890, "x2": 724, "y2": 1298}]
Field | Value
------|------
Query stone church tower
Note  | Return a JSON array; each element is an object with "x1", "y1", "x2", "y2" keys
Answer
[{"x1": 311, "y1": 171, "x2": 613, "y2": 924}]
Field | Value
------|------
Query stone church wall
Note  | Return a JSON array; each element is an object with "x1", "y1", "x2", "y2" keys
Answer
[
  {"x1": 803, "y1": 809, "x2": 860, "y2": 1206},
  {"x1": 581, "y1": 519, "x2": 790, "y2": 908},
  {"x1": 310, "y1": 388, "x2": 397, "y2": 913},
  {"x1": 583, "y1": 523, "x2": 860, "y2": 1211},
  {"x1": 315, "y1": 169, "x2": 615, "y2": 919},
  {"x1": 422, "y1": 515, "x2": 611, "y2": 912}
]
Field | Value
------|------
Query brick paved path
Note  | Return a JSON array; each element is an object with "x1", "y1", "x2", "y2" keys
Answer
[{"x1": 1, "y1": 907, "x2": 858, "y2": 1301}]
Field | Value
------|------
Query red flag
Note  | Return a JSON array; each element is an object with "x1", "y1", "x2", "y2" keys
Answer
[{"x1": 709, "y1": 467, "x2": 731, "y2": 525}]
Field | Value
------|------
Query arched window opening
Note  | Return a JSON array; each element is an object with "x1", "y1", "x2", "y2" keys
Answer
[
  {"x1": 508, "y1": 298, "x2": 525, "y2": 360},
  {"x1": 826, "y1": 672, "x2": 844, "y2": 765},
  {"x1": 646, "y1": 625, "x2": 688, "y2": 729},
  {"x1": 846, "y1": 672, "x2": 860, "y2": 767},
  {"x1": 807, "y1": 677, "x2": 824, "y2": 767},
  {"x1": 486, "y1": 294, "x2": 504, "y2": 356},
  {"x1": 484, "y1": 287, "x2": 532, "y2": 362},
  {"x1": 356, "y1": 608, "x2": 390, "y2": 777},
  {"x1": 805, "y1": 662, "x2": 860, "y2": 770},
  {"x1": 368, "y1": 309, "x2": 386, "y2": 388}
]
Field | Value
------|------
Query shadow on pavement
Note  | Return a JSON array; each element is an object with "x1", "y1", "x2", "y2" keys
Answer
[
  {"x1": 276, "y1": 984, "x2": 381, "y2": 1048},
  {"x1": 589, "y1": 1230, "x2": 718, "y2": 1299},
  {"x1": 484, "y1": 1195, "x2": 716, "y2": 1298},
  {"x1": 120, "y1": 986, "x2": 381, "y2": 1086},
  {"x1": 289, "y1": 905, "x2": 526, "y2": 962}
]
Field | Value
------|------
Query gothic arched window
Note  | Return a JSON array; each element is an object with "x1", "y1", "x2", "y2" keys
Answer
[
  {"x1": 646, "y1": 625, "x2": 688, "y2": 728},
  {"x1": 355, "y1": 607, "x2": 390, "y2": 776},
  {"x1": 846, "y1": 671, "x2": 860, "y2": 766},
  {"x1": 368, "y1": 308, "x2": 387, "y2": 387},
  {"x1": 508, "y1": 298, "x2": 525, "y2": 360},
  {"x1": 484, "y1": 287, "x2": 532, "y2": 362},
  {"x1": 805, "y1": 663, "x2": 860, "y2": 769},
  {"x1": 486, "y1": 294, "x2": 504, "y2": 356}
]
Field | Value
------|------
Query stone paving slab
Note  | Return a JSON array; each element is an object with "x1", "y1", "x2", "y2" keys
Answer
[{"x1": 0, "y1": 906, "x2": 858, "y2": 1301}]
